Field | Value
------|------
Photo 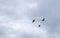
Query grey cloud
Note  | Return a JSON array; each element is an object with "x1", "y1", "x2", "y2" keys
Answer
[
  {"x1": 0, "y1": 26, "x2": 10, "y2": 38},
  {"x1": 0, "y1": 0, "x2": 60, "y2": 38}
]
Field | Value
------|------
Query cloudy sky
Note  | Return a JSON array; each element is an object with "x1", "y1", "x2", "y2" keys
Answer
[{"x1": 0, "y1": 0, "x2": 60, "y2": 38}]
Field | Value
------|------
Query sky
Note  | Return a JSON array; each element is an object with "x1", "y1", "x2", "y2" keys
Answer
[{"x1": 0, "y1": 0, "x2": 60, "y2": 38}]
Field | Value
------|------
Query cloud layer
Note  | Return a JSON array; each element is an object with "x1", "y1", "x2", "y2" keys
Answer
[{"x1": 0, "y1": 0, "x2": 60, "y2": 38}]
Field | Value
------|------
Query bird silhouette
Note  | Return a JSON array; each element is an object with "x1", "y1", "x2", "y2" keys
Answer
[
  {"x1": 42, "y1": 18, "x2": 45, "y2": 21},
  {"x1": 32, "y1": 19, "x2": 35, "y2": 23},
  {"x1": 38, "y1": 25, "x2": 40, "y2": 27}
]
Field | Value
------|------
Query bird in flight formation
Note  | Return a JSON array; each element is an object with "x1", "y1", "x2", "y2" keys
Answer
[
  {"x1": 32, "y1": 18, "x2": 45, "y2": 27},
  {"x1": 42, "y1": 18, "x2": 45, "y2": 21},
  {"x1": 38, "y1": 25, "x2": 40, "y2": 27},
  {"x1": 32, "y1": 19, "x2": 35, "y2": 23}
]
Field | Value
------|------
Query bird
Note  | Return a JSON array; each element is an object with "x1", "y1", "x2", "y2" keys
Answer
[
  {"x1": 42, "y1": 18, "x2": 45, "y2": 21},
  {"x1": 32, "y1": 19, "x2": 35, "y2": 23},
  {"x1": 38, "y1": 25, "x2": 40, "y2": 27}
]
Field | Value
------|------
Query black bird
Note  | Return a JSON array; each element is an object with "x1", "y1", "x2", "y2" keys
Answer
[
  {"x1": 38, "y1": 25, "x2": 40, "y2": 27},
  {"x1": 42, "y1": 18, "x2": 45, "y2": 21},
  {"x1": 32, "y1": 19, "x2": 35, "y2": 23}
]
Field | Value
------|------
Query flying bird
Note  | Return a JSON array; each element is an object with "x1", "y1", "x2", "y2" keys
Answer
[
  {"x1": 38, "y1": 25, "x2": 40, "y2": 27},
  {"x1": 32, "y1": 19, "x2": 35, "y2": 23},
  {"x1": 42, "y1": 18, "x2": 45, "y2": 21}
]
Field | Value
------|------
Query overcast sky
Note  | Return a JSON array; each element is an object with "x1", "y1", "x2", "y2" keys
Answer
[{"x1": 0, "y1": 0, "x2": 60, "y2": 38}]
